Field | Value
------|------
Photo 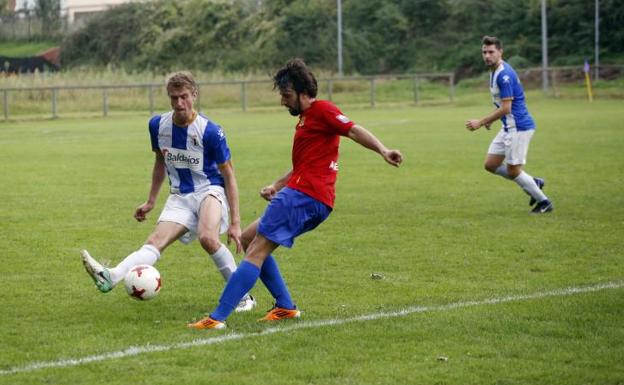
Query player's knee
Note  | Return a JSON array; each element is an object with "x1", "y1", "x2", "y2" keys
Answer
[
  {"x1": 507, "y1": 166, "x2": 522, "y2": 179},
  {"x1": 198, "y1": 233, "x2": 221, "y2": 254},
  {"x1": 484, "y1": 163, "x2": 498, "y2": 173},
  {"x1": 243, "y1": 235, "x2": 273, "y2": 267},
  {"x1": 241, "y1": 231, "x2": 254, "y2": 251},
  {"x1": 145, "y1": 234, "x2": 167, "y2": 251},
  {"x1": 240, "y1": 220, "x2": 259, "y2": 252},
  {"x1": 244, "y1": 251, "x2": 267, "y2": 268}
]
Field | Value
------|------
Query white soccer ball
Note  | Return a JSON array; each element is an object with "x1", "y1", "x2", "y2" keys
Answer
[{"x1": 124, "y1": 265, "x2": 161, "y2": 301}]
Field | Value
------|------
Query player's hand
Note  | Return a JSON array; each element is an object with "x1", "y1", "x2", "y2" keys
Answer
[
  {"x1": 134, "y1": 201, "x2": 154, "y2": 222},
  {"x1": 465, "y1": 119, "x2": 482, "y2": 131},
  {"x1": 260, "y1": 185, "x2": 278, "y2": 201},
  {"x1": 382, "y1": 149, "x2": 403, "y2": 167},
  {"x1": 226, "y1": 223, "x2": 243, "y2": 254}
]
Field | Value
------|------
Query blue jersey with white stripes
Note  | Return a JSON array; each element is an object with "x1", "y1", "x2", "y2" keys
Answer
[
  {"x1": 490, "y1": 61, "x2": 535, "y2": 131},
  {"x1": 148, "y1": 112, "x2": 230, "y2": 194}
]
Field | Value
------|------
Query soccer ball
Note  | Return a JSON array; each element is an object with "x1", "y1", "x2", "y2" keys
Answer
[{"x1": 124, "y1": 265, "x2": 161, "y2": 301}]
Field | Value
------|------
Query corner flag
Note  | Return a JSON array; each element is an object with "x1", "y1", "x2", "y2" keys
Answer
[{"x1": 584, "y1": 59, "x2": 594, "y2": 102}]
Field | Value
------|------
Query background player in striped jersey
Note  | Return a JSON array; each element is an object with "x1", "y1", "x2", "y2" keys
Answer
[
  {"x1": 465, "y1": 36, "x2": 553, "y2": 214},
  {"x1": 188, "y1": 58, "x2": 403, "y2": 330},
  {"x1": 81, "y1": 72, "x2": 255, "y2": 312}
]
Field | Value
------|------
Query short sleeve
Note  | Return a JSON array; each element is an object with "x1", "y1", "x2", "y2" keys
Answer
[
  {"x1": 203, "y1": 121, "x2": 231, "y2": 165},
  {"x1": 319, "y1": 102, "x2": 354, "y2": 136},
  {"x1": 497, "y1": 71, "x2": 515, "y2": 100},
  {"x1": 148, "y1": 115, "x2": 161, "y2": 151}
]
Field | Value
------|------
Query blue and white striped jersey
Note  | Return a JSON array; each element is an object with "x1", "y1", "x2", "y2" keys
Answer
[
  {"x1": 148, "y1": 111, "x2": 230, "y2": 194},
  {"x1": 490, "y1": 61, "x2": 535, "y2": 131}
]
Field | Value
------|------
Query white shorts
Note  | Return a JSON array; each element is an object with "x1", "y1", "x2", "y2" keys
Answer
[
  {"x1": 487, "y1": 128, "x2": 534, "y2": 165},
  {"x1": 158, "y1": 186, "x2": 229, "y2": 244}
]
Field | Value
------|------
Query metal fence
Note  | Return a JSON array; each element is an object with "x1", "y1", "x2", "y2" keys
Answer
[
  {"x1": 516, "y1": 64, "x2": 624, "y2": 87},
  {"x1": 0, "y1": 13, "x2": 70, "y2": 40},
  {"x1": 3, "y1": 65, "x2": 621, "y2": 121},
  {"x1": 1, "y1": 73, "x2": 455, "y2": 120}
]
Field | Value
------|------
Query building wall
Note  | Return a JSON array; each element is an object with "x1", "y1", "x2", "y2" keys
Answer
[
  {"x1": 11, "y1": 0, "x2": 145, "y2": 23},
  {"x1": 5, "y1": 0, "x2": 17, "y2": 12},
  {"x1": 14, "y1": 0, "x2": 35, "y2": 12},
  {"x1": 63, "y1": 0, "x2": 144, "y2": 23}
]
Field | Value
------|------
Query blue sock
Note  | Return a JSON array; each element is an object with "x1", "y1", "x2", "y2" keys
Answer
[
  {"x1": 260, "y1": 255, "x2": 295, "y2": 309},
  {"x1": 211, "y1": 261, "x2": 260, "y2": 321}
]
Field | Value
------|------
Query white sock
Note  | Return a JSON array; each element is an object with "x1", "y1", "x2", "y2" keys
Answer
[
  {"x1": 109, "y1": 244, "x2": 160, "y2": 285},
  {"x1": 210, "y1": 245, "x2": 251, "y2": 302},
  {"x1": 494, "y1": 165, "x2": 511, "y2": 179},
  {"x1": 210, "y1": 244, "x2": 237, "y2": 282},
  {"x1": 514, "y1": 171, "x2": 547, "y2": 203}
]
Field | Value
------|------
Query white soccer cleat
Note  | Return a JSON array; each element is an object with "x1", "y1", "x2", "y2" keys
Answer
[
  {"x1": 234, "y1": 294, "x2": 257, "y2": 312},
  {"x1": 80, "y1": 249, "x2": 113, "y2": 293}
]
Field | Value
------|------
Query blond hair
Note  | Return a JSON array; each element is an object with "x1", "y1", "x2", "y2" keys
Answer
[{"x1": 166, "y1": 71, "x2": 198, "y2": 94}]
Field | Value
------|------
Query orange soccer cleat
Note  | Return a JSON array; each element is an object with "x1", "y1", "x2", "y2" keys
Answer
[
  {"x1": 187, "y1": 316, "x2": 226, "y2": 330},
  {"x1": 258, "y1": 306, "x2": 301, "y2": 322}
]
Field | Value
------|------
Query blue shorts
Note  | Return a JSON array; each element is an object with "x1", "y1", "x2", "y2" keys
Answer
[{"x1": 258, "y1": 187, "x2": 332, "y2": 248}]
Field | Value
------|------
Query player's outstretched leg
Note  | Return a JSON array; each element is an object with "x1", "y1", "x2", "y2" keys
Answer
[{"x1": 80, "y1": 249, "x2": 113, "y2": 293}]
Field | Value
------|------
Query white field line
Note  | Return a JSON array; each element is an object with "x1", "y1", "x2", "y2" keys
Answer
[{"x1": 2, "y1": 280, "x2": 622, "y2": 376}]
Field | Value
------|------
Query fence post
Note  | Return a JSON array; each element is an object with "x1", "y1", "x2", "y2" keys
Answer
[
  {"x1": 241, "y1": 81, "x2": 247, "y2": 112},
  {"x1": 327, "y1": 78, "x2": 333, "y2": 101},
  {"x1": 370, "y1": 77, "x2": 376, "y2": 108},
  {"x1": 3, "y1": 90, "x2": 8, "y2": 120},
  {"x1": 449, "y1": 73, "x2": 455, "y2": 103},
  {"x1": 102, "y1": 88, "x2": 108, "y2": 117},
  {"x1": 51, "y1": 88, "x2": 58, "y2": 119},
  {"x1": 413, "y1": 76, "x2": 420, "y2": 105},
  {"x1": 148, "y1": 85, "x2": 154, "y2": 116}
]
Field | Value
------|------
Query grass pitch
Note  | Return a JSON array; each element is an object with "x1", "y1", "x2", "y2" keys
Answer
[{"x1": 0, "y1": 98, "x2": 623, "y2": 384}]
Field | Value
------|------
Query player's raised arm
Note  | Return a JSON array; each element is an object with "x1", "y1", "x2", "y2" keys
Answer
[{"x1": 347, "y1": 124, "x2": 403, "y2": 167}]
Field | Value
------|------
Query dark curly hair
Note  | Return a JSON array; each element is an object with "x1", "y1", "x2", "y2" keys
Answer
[
  {"x1": 481, "y1": 35, "x2": 503, "y2": 50},
  {"x1": 273, "y1": 58, "x2": 318, "y2": 98}
]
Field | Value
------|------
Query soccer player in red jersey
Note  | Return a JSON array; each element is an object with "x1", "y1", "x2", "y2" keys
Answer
[{"x1": 188, "y1": 59, "x2": 403, "y2": 330}]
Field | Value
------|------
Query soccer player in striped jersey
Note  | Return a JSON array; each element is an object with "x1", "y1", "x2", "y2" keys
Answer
[
  {"x1": 188, "y1": 59, "x2": 403, "y2": 330},
  {"x1": 81, "y1": 72, "x2": 255, "y2": 312},
  {"x1": 465, "y1": 36, "x2": 553, "y2": 214}
]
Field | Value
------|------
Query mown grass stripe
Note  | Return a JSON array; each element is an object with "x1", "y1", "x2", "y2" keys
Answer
[{"x1": 2, "y1": 280, "x2": 622, "y2": 376}]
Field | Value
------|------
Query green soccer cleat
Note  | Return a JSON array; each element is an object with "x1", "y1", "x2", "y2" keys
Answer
[{"x1": 80, "y1": 249, "x2": 113, "y2": 293}]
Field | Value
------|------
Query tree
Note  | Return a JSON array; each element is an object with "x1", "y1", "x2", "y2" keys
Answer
[
  {"x1": 34, "y1": 0, "x2": 61, "y2": 37},
  {"x1": 1, "y1": 0, "x2": 11, "y2": 17},
  {"x1": 59, "y1": 0, "x2": 624, "y2": 73}
]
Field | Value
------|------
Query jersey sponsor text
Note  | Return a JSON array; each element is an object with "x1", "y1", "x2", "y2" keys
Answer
[{"x1": 162, "y1": 148, "x2": 203, "y2": 171}]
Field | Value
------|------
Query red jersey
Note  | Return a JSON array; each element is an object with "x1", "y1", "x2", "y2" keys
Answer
[{"x1": 286, "y1": 100, "x2": 354, "y2": 208}]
